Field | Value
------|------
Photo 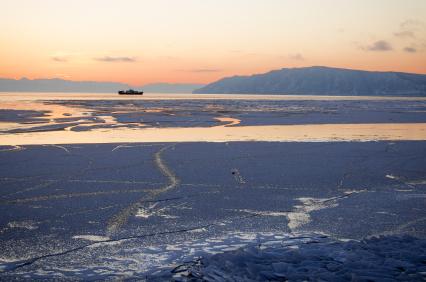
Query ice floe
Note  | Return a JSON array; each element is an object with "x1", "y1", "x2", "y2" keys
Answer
[
  {"x1": 72, "y1": 235, "x2": 110, "y2": 242},
  {"x1": 136, "y1": 202, "x2": 180, "y2": 219},
  {"x1": 7, "y1": 220, "x2": 39, "y2": 230},
  {"x1": 386, "y1": 174, "x2": 399, "y2": 180}
]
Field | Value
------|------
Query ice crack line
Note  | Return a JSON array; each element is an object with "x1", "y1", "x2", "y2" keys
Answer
[
  {"x1": 0, "y1": 213, "x2": 260, "y2": 274},
  {"x1": 0, "y1": 189, "x2": 150, "y2": 205},
  {"x1": 107, "y1": 144, "x2": 180, "y2": 235},
  {"x1": 1, "y1": 181, "x2": 57, "y2": 199},
  {"x1": 112, "y1": 144, "x2": 162, "y2": 152},
  {"x1": 42, "y1": 145, "x2": 70, "y2": 154}
]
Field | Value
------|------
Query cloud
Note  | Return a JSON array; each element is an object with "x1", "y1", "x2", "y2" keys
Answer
[
  {"x1": 288, "y1": 53, "x2": 304, "y2": 61},
  {"x1": 51, "y1": 56, "x2": 68, "y2": 62},
  {"x1": 94, "y1": 56, "x2": 137, "y2": 62},
  {"x1": 50, "y1": 52, "x2": 76, "y2": 62},
  {"x1": 394, "y1": 19, "x2": 426, "y2": 41},
  {"x1": 400, "y1": 19, "x2": 424, "y2": 29},
  {"x1": 403, "y1": 47, "x2": 417, "y2": 53},
  {"x1": 394, "y1": 30, "x2": 415, "y2": 38},
  {"x1": 362, "y1": 40, "x2": 393, "y2": 51}
]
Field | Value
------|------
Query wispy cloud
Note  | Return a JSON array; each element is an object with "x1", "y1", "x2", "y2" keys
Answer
[
  {"x1": 51, "y1": 56, "x2": 69, "y2": 62},
  {"x1": 288, "y1": 53, "x2": 304, "y2": 61},
  {"x1": 403, "y1": 47, "x2": 417, "y2": 53},
  {"x1": 394, "y1": 30, "x2": 415, "y2": 38},
  {"x1": 362, "y1": 40, "x2": 393, "y2": 51},
  {"x1": 94, "y1": 56, "x2": 137, "y2": 62},
  {"x1": 50, "y1": 52, "x2": 76, "y2": 62},
  {"x1": 400, "y1": 19, "x2": 424, "y2": 29},
  {"x1": 392, "y1": 19, "x2": 426, "y2": 54},
  {"x1": 394, "y1": 19, "x2": 426, "y2": 41}
]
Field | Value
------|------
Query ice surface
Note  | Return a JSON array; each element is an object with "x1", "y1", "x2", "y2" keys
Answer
[
  {"x1": 72, "y1": 235, "x2": 110, "y2": 242},
  {"x1": 7, "y1": 220, "x2": 39, "y2": 230},
  {"x1": 159, "y1": 235, "x2": 426, "y2": 281}
]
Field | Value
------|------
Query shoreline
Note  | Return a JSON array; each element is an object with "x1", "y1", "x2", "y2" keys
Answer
[{"x1": 1, "y1": 92, "x2": 426, "y2": 101}]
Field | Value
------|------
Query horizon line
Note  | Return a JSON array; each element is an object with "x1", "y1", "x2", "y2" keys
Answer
[{"x1": 2, "y1": 65, "x2": 426, "y2": 86}]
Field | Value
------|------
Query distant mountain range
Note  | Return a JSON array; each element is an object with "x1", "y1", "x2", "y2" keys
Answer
[
  {"x1": 193, "y1": 66, "x2": 426, "y2": 96},
  {"x1": 3, "y1": 67, "x2": 426, "y2": 96},
  {"x1": 0, "y1": 78, "x2": 204, "y2": 93},
  {"x1": 142, "y1": 83, "x2": 205, "y2": 93}
]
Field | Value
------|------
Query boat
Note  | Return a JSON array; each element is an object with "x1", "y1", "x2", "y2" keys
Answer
[{"x1": 118, "y1": 89, "x2": 144, "y2": 95}]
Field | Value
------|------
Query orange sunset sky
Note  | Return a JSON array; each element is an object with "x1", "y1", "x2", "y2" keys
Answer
[{"x1": 1, "y1": 0, "x2": 425, "y2": 86}]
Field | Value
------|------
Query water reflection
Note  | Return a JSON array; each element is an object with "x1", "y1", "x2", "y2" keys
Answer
[{"x1": 0, "y1": 93, "x2": 425, "y2": 145}]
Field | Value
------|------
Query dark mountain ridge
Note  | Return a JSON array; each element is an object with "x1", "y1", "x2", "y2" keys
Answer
[
  {"x1": 0, "y1": 78, "x2": 129, "y2": 93},
  {"x1": 193, "y1": 66, "x2": 426, "y2": 96},
  {"x1": 0, "y1": 78, "x2": 204, "y2": 93}
]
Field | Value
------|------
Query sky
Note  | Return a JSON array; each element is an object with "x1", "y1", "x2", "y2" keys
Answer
[{"x1": 1, "y1": 0, "x2": 425, "y2": 86}]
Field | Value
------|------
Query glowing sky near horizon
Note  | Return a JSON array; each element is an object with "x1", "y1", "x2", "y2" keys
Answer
[{"x1": 1, "y1": 0, "x2": 425, "y2": 85}]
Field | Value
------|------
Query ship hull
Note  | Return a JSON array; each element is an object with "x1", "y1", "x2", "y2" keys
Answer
[
  {"x1": 118, "y1": 93, "x2": 143, "y2": 95},
  {"x1": 118, "y1": 91, "x2": 144, "y2": 95}
]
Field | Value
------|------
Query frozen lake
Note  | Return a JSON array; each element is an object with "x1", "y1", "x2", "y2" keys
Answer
[{"x1": 0, "y1": 93, "x2": 425, "y2": 279}]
